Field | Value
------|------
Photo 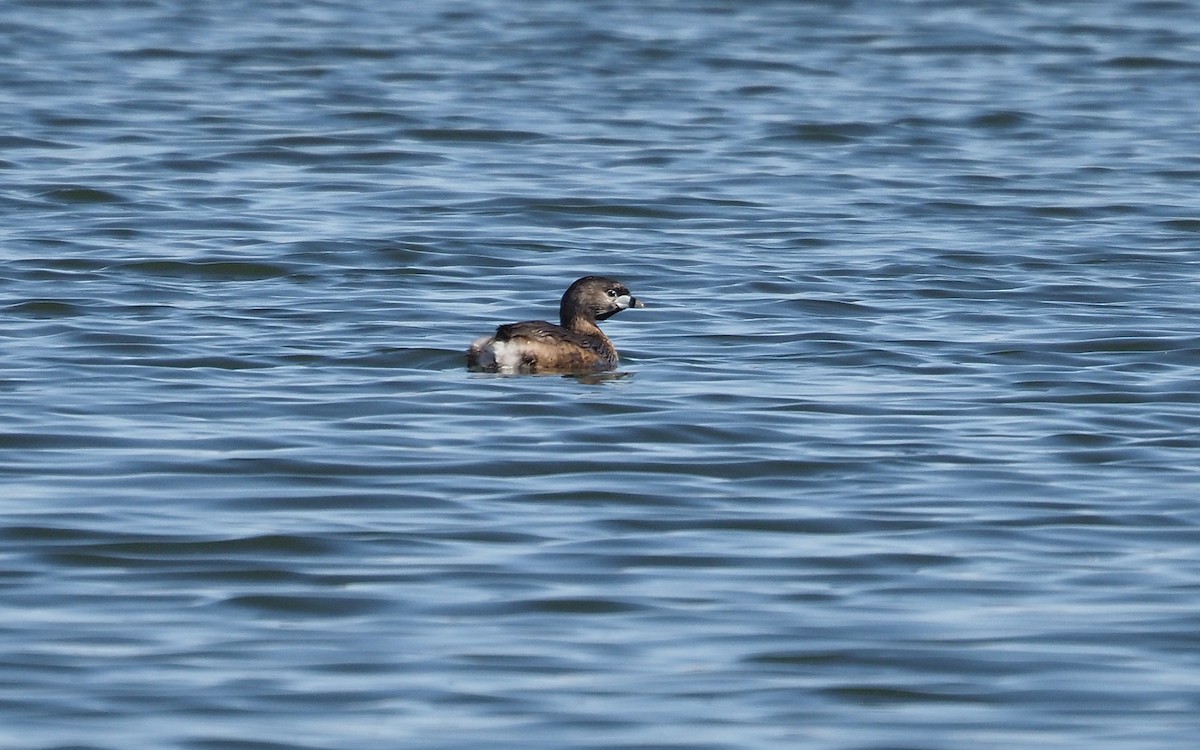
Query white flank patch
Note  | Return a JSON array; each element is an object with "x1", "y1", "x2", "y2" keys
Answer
[{"x1": 489, "y1": 340, "x2": 523, "y2": 371}]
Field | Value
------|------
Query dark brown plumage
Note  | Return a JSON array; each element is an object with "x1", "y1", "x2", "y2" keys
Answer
[{"x1": 467, "y1": 276, "x2": 644, "y2": 373}]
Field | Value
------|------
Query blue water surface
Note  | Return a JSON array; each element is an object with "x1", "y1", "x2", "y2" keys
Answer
[{"x1": 3, "y1": 1, "x2": 1200, "y2": 748}]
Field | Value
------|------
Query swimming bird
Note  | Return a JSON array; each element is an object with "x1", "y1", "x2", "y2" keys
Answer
[{"x1": 467, "y1": 276, "x2": 644, "y2": 373}]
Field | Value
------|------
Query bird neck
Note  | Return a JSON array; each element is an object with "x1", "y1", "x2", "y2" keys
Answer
[
  {"x1": 560, "y1": 298, "x2": 597, "y2": 330},
  {"x1": 562, "y1": 312, "x2": 602, "y2": 335}
]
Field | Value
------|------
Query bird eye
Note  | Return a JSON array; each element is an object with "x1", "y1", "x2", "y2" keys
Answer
[{"x1": 606, "y1": 289, "x2": 617, "y2": 298}]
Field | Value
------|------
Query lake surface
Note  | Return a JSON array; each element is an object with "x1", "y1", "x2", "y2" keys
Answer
[{"x1": 3, "y1": 1, "x2": 1200, "y2": 748}]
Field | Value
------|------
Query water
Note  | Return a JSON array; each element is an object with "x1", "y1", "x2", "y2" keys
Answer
[{"x1": 3, "y1": 1, "x2": 1200, "y2": 747}]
